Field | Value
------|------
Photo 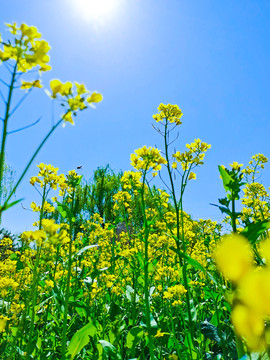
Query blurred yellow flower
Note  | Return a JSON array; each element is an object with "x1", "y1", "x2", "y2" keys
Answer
[
  {"x1": 188, "y1": 172, "x2": 196, "y2": 180},
  {"x1": 213, "y1": 234, "x2": 253, "y2": 283},
  {"x1": 21, "y1": 79, "x2": 43, "y2": 90},
  {"x1": 232, "y1": 304, "x2": 265, "y2": 351}
]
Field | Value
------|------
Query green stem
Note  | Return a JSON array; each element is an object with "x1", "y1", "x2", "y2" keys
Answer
[
  {"x1": 61, "y1": 189, "x2": 75, "y2": 360},
  {"x1": 0, "y1": 61, "x2": 18, "y2": 210},
  {"x1": 25, "y1": 185, "x2": 47, "y2": 359},
  {"x1": 141, "y1": 171, "x2": 155, "y2": 360},
  {"x1": 168, "y1": 303, "x2": 184, "y2": 359},
  {"x1": 163, "y1": 120, "x2": 194, "y2": 339},
  {"x1": 231, "y1": 192, "x2": 237, "y2": 233},
  {"x1": 3, "y1": 117, "x2": 62, "y2": 209}
]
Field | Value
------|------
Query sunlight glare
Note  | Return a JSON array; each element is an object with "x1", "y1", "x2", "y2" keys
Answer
[{"x1": 74, "y1": 0, "x2": 122, "y2": 24}]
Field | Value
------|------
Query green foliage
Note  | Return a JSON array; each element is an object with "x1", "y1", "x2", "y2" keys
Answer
[{"x1": 67, "y1": 320, "x2": 97, "y2": 359}]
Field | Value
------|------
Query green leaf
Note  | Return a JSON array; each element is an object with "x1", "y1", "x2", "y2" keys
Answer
[
  {"x1": 201, "y1": 321, "x2": 221, "y2": 343},
  {"x1": 126, "y1": 326, "x2": 144, "y2": 349},
  {"x1": 150, "y1": 313, "x2": 157, "y2": 328},
  {"x1": 98, "y1": 340, "x2": 122, "y2": 359},
  {"x1": 0, "y1": 198, "x2": 24, "y2": 213},
  {"x1": 67, "y1": 320, "x2": 97, "y2": 359},
  {"x1": 16, "y1": 259, "x2": 24, "y2": 271},
  {"x1": 241, "y1": 220, "x2": 270, "y2": 245},
  {"x1": 57, "y1": 202, "x2": 73, "y2": 221},
  {"x1": 210, "y1": 203, "x2": 232, "y2": 216},
  {"x1": 109, "y1": 302, "x2": 122, "y2": 321},
  {"x1": 190, "y1": 298, "x2": 197, "y2": 322},
  {"x1": 11, "y1": 327, "x2": 18, "y2": 337},
  {"x1": 126, "y1": 285, "x2": 139, "y2": 303},
  {"x1": 136, "y1": 251, "x2": 144, "y2": 270},
  {"x1": 99, "y1": 340, "x2": 114, "y2": 350},
  {"x1": 218, "y1": 165, "x2": 233, "y2": 192},
  {"x1": 74, "y1": 244, "x2": 98, "y2": 258},
  {"x1": 170, "y1": 246, "x2": 217, "y2": 284}
]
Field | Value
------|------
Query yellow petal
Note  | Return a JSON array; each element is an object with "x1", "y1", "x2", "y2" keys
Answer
[
  {"x1": 87, "y1": 92, "x2": 103, "y2": 103},
  {"x1": 232, "y1": 304, "x2": 265, "y2": 351},
  {"x1": 50, "y1": 79, "x2": 63, "y2": 98},
  {"x1": 213, "y1": 234, "x2": 253, "y2": 283}
]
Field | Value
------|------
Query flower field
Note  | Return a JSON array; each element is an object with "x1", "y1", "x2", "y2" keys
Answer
[{"x1": 1, "y1": 22, "x2": 270, "y2": 360}]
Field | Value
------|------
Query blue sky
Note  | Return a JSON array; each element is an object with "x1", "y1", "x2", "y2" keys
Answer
[{"x1": 1, "y1": 0, "x2": 270, "y2": 233}]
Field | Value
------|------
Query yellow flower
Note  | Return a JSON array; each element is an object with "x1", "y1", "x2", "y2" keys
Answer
[
  {"x1": 42, "y1": 219, "x2": 60, "y2": 235},
  {"x1": 20, "y1": 23, "x2": 41, "y2": 42},
  {"x1": 75, "y1": 82, "x2": 89, "y2": 95},
  {"x1": 50, "y1": 79, "x2": 72, "y2": 98},
  {"x1": 31, "y1": 201, "x2": 40, "y2": 212},
  {"x1": 259, "y1": 236, "x2": 270, "y2": 265},
  {"x1": 232, "y1": 304, "x2": 265, "y2": 351},
  {"x1": 87, "y1": 92, "x2": 103, "y2": 103},
  {"x1": 31, "y1": 229, "x2": 47, "y2": 246},
  {"x1": 6, "y1": 22, "x2": 19, "y2": 35},
  {"x1": 49, "y1": 80, "x2": 102, "y2": 125},
  {"x1": 230, "y1": 161, "x2": 243, "y2": 171},
  {"x1": 238, "y1": 268, "x2": 270, "y2": 317},
  {"x1": 213, "y1": 234, "x2": 253, "y2": 283},
  {"x1": 130, "y1": 146, "x2": 167, "y2": 172},
  {"x1": 0, "y1": 316, "x2": 9, "y2": 332},
  {"x1": 63, "y1": 111, "x2": 74, "y2": 125},
  {"x1": 154, "y1": 329, "x2": 168, "y2": 338},
  {"x1": 0, "y1": 23, "x2": 51, "y2": 72},
  {"x1": 121, "y1": 171, "x2": 142, "y2": 190},
  {"x1": 50, "y1": 79, "x2": 63, "y2": 98},
  {"x1": 153, "y1": 103, "x2": 183, "y2": 125},
  {"x1": 163, "y1": 284, "x2": 187, "y2": 300},
  {"x1": 21, "y1": 79, "x2": 43, "y2": 90},
  {"x1": 61, "y1": 81, "x2": 73, "y2": 96},
  {"x1": 188, "y1": 172, "x2": 196, "y2": 180},
  {"x1": 45, "y1": 279, "x2": 54, "y2": 288}
]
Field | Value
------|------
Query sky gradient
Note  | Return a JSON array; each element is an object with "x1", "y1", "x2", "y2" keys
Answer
[{"x1": 1, "y1": 0, "x2": 270, "y2": 233}]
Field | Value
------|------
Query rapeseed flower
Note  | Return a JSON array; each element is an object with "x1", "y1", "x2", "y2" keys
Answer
[
  {"x1": 0, "y1": 315, "x2": 9, "y2": 332},
  {"x1": 49, "y1": 79, "x2": 102, "y2": 126},
  {"x1": 173, "y1": 139, "x2": 211, "y2": 172},
  {"x1": 0, "y1": 23, "x2": 51, "y2": 72},
  {"x1": 130, "y1": 146, "x2": 167, "y2": 173},
  {"x1": 213, "y1": 234, "x2": 253, "y2": 283},
  {"x1": 153, "y1": 103, "x2": 183, "y2": 125}
]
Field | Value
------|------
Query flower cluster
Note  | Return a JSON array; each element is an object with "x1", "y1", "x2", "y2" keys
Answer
[
  {"x1": 152, "y1": 103, "x2": 183, "y2": 125},
  {"x1": 213, "y1": 233, "x2": 270, "y2": 351},
  {"x1": 30, "y1": 163, "x2": 65, "y2": 190},
  {"x1": 121, "y1": 171, "x2": 142, "y2": 190},
  {"x1": 172, "y1": 139, "x2": 211, "y2": 172},
  {"x1": 21, "y1": 219, "x2": 69, "y2": 247},
  {"x1": 31, "y1": 201, "x2": 55, "y2": 213},
  {"x1": 0, "y1": 22, "x2": 51, "y2": 73},
  {"x1": 50, "y1": 79, "x2": 102, "y2": 125},
  {"x1": 229, "y1": 161, "x2": 243, "y2": 171},
  {"x1": 163, "y1": 284, "x2": 187, "y2": 306},
  {"x1": 130, "y1": 146, "x2": 167, "y2": 175},
  {"x1": 242, "y1": 153, "x2": 268, "y2": 179},
  {"x1": 241, "y1": 182, "x2": 270, "y2": 222},
  {"x1": 65, "y1": 170, "x2": 82, "y2": 189}
]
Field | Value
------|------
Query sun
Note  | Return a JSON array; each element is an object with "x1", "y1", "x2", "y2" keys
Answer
[{"x1": 73, "y1": 0, "x2": 122, "y2": 24}]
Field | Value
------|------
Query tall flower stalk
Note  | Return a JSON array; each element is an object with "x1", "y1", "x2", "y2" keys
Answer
[
  {"x1": 130, "y1": 145, "x2": 167, "y2": 359},
  {"x1": 0, "y1": 22, "x2": 102, "y2": 220},
  {"x1": 153, "y1": 103, "x2": 211, "y2": 356}
]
